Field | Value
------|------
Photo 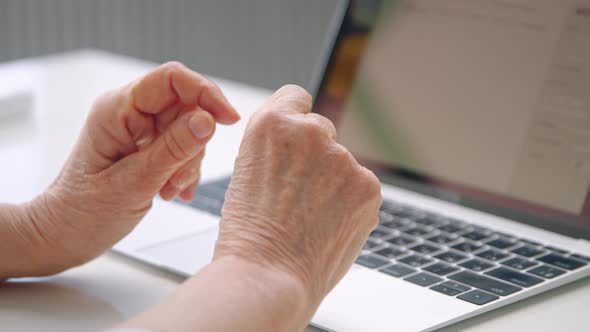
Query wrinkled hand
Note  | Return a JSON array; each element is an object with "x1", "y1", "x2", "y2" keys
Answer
[
  {"x1": 30, "y1": 62, "x2": 239, "y2": 273},
  {"x1": 215, "y1": 85, "x2": 382, "y2": 312}
]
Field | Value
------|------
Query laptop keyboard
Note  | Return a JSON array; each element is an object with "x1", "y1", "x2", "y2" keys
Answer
[
  {"x1": 190, "y1": 177, "x2": 589, "y2": 306},
  {"x1": 357, "y1": 199, "x2": 589, "y2": 305}
]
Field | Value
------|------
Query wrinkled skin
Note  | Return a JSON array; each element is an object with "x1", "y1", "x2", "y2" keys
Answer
[
  {"x1": 25, "y1": 62, "x2": 240, "y2": 275},
  {"x1": 215, "y1": 85, "x2": 382, "y2": 308}
]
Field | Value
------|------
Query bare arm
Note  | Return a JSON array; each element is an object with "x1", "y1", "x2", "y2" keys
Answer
[
  {"x1": 122, "y1": 256, "x2": 310, "y2": 332},
  {"x1": 0, "y1": 199, "x2": 60, "y2": 278}
]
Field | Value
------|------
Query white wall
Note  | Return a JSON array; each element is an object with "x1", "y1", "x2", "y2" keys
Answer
[{"x1": 0, "y1": 0, "x2": 340, "y2": 89}]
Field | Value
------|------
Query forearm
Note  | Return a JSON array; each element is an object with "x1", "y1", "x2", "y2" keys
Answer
[
  {"x1": 120, "y1": 256, "x2": 313, "y2": 332},
  {"x1": 0, "y1": 195, "x2": 71, "y2": 278}
]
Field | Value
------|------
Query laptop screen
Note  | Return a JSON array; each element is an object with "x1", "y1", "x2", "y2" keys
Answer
[{"x1": 313, "y1": 0, "x2": 590, "y2": 238}]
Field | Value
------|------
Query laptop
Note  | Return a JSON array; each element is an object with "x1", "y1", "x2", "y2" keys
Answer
[{"x1": 114, "y1": 0, "x2": 590, "y2": 331}]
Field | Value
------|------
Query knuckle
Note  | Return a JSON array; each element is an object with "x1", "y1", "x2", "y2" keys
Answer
[
  {"x1": 331, "y1": 144, "x2": 355, "y2": 165},
  {"x1": 90, "y1": 90, "x2": 115, "y2": 111},
  {"x1": 299, "y1": 119, "x2": 325, "y2": 139},
  {"x1": 278, "y1": 84, "x2": 312, "y2": 103},
  {"x1": 356, "y1": 168, "x2": 383, "y2": 210},
  {"x1": 311, "y1": 114, "x2": 337, "y2": 134},
  {"x1": 248, "y1": 109, "x2": 284, "y2": 134},
  {"x1": 88, "y1": 89, "x2": 125, "y2": 121},
  {"x1": 369, "y1": 213, "x2": 380, "y2": 229},
  {"x1": 359, "y1": 169, "x2": 381, "y2": 196},
  {"x1": 267, "y1": 84, "x2": 312, "y2": 114},
  {"x1": 201, "y1": 80, "x2": 218, "y2": 94},
  {"x1": 362, "y1": 169, "x2": 382, "y2": 196},
  {"x1": 162, "y1": 61, "x2": 185, "y2": 72}
]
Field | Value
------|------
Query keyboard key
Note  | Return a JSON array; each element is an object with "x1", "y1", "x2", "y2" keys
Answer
[
  {"x1": 462, "y1": 229, "x2": 492, "y2": 241},
  {"x1": 537, "y1": 253, "x2": 586, "y2": 270},
  {"x1": 449, "y1": 270, "x2": 522, "y2": 296},
  {"x1": 399, "y1": 254, "x2": 433, "y2": 267},
  {"x1": 486, "y1": 237, "x2": 517, "y2": 249},
  {"x1": 370, "y1": 227, "x2": 392, "y2": 239},
  {"x1": 386, "y1": 234, "x2": 417, "y2": 246},
  {"x1": 511, "y1": 245, "x2": 544, "y2": 257},
  {"x1": 431, "y1": 281, "x2": 472, "y2": 296},
  {"x1": 571, "y1": 254, "x2": 590, "y2": 262},
  {"x1": 457, "y1": 290, "x2": 499, "y2": 305},
  {"x1": 378, "y1": 211, "x2": 394, "y2": 224},
  {"x1": 403, "y1": 225, "x2": 434, "y2": 236},
  {"x1": 379, "y1": 264, "x2": 416, "y2": 278},
  {"x1": 423, "y1": 262, "x2": 459, "y2": 276},
  {"x1": 476, "y1": 249, "x2": 509, "y2": 262},
  {"x1": 440, "y1": 281, "x2": 471, "y2": 293},
  {"x1": 459, "y1": 258, "x2": 494, "y2": 272},
  {"x1": 363, "y1": 238, "x2": 381, "y2": 250},
  {"x1": 374, "y1": 246, "x2": 406, "y2": 258},
  {"x1": 356, "y1": 254, "x2": 389, "y2": 269},
  {"x1": 437, "y1": 222, "x2": 467, "y2": 233},
  {"x1": 410, "y1": 243, "x2": 441, "y2": 255},
  {"x1": 485, "y1": 267, "x2": 544, "y2": 288},
  {"x1": 545, "y1": 246, "x2": 568, "y2": 254},
  {"x1": 404, "y1": 272, "x2": 443, "y2": 287},
  {"x1": 502, "y1": 257, "x2": 537, "y2": 270},
  {"x1": 426, "y1": 233, "x2": 458, "y2": 244},
  {"x1": 528, "y1": 265, "x2": 566, "y2": 279},
  {"x1": 413, "y1": 216, "x2": 439, "y2": 227},
  {"x1": 452, "y1": 241, "x2": 482, "y2": 253},
  {"x1": 435, "y1": 250, "x2": 468, "y2": 263},
  {"x1": 381, "y1": 219, "x2": 409, "y2": 230},
  {"x1": 431, "y1": 284, "x2": 464, "y2": 296}
]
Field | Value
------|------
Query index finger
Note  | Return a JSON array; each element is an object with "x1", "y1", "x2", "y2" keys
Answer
[{"x1": 130, "y1": 61, "x2": 240, "y2": 124}]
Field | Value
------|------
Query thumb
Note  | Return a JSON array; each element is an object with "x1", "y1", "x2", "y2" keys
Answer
[
  {"x1": 147, "y1": 109, "x2": 215, "y2": 174},
  {"x1": 117, "y1": 109, "x2": 215, "y2": 191}
]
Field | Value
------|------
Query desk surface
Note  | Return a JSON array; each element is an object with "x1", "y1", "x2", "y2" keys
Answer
[{"x1": 0, "y1": 51, "x2": 588, "y2": 332}]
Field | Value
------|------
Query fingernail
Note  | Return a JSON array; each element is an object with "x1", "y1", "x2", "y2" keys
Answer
[{"x1": 189, "y1": 112, "x2": 214, "y2": 139}]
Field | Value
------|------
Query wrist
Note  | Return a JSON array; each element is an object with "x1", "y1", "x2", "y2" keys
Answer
[
  {"x1": 13, "y1": 192, "x2": 81, "y2": 276},
  {"x1": 210, "y1": 255, "x2": 313, "y2": 330},
  {"x1": 0, "y1": 194, "x2": 64, "y2": 277},
  {"x1": 123, "y1": 254, "x2": 314, "y2": 332}
]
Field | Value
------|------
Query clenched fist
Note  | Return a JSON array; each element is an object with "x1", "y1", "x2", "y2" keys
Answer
[{"x1": 215, "y1": 85, "x2": 382, "y2": 318}]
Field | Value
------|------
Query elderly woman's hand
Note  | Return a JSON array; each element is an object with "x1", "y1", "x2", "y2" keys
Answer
[
  {"x1": 215, "y1": 85, "x2": 382, "y2": 326},
  {"x1": 20, "y1": 62, "x2": 239, "y2": 276}
]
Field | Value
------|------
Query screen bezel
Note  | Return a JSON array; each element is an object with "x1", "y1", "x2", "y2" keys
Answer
[{"x1": 310, "y1": 0, "x2": 590, "y2": 240}]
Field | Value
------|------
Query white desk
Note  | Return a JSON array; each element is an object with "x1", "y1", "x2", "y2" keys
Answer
[{"x1": 0, "y1": 51, "x2": 588, "y2": 332}]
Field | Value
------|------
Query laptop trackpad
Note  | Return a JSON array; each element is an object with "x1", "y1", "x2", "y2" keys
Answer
[{"x1": 136, "y1": 227, "x2": 219, "y2": 276}]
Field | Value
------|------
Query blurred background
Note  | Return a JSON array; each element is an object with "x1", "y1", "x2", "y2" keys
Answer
[{"x1": 0, "y1": 0, "x2": 340, "y2": 90}]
